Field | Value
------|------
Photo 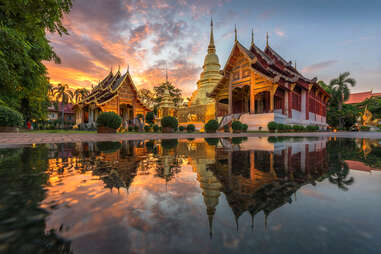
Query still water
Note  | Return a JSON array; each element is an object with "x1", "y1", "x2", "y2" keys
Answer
[{"x1": 0, "y1": 137, "x2": 380, "y2": 254}]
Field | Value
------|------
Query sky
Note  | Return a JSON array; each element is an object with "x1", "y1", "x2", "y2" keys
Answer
[{"x1": 45, "y1": 0, "x2": 381, "y2": 97}]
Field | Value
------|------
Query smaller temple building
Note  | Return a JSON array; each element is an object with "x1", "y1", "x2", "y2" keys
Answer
[{"x1": 73, "y1": 68, "x2": 150, "y2": 128}]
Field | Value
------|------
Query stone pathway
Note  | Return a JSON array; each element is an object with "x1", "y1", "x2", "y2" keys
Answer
[{"x1": 0, "y1": 132, "x2": 380, "y2": 147}]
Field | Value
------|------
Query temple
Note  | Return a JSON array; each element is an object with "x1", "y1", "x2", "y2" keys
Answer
[
  {"x1": 208, "y1": 28, "x2": 330, "y2": 130},
  {"x1": 73, "y1": 68, "x2": 150, "y2": 128}
]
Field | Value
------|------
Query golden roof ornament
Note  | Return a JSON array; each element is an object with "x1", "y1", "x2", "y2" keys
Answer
[
  {"x1": 251, "y1": 28, "x2": 255, "y2": 47},
  {"x1": 266, "y1": 32, "x2": 269, "y2": 48},
  {"x1": 234, "y1": 24, "x2": 237, "y2": 42}
]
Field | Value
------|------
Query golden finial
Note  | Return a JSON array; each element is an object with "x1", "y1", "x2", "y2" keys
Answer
[
  {"x1": 266, "y1": 32, "x2": 269, "y2": 48},
  {"x1": 294, "y1": 60, "x2": 296, "y2": 69},
  {"x1": 127, "y1": 64, "x2": 129, "y2": 73},
  {"x1": 209, "y1": 16, "x2": 215, "y2": 48},
  {"x1": 234, "y1": 24, "x2": 237, "y2": 42},
  {"x1": 251, "y1": 28, "x2": 254, "y2": 47}
]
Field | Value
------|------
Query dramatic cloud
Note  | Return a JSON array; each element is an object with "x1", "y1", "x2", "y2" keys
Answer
[
  {"x1": 301, "y1": 60, "x2": 338, "y2": 73},
  {"x1": 46, "y1": 0, "x2": 231, "y2": 96}
]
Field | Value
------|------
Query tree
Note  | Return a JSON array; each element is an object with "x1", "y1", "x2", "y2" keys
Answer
[
  {"x1": 153, "y1": 82, "x2": 183, "y2": 106},
  {"x1": 74, "y1": 88, "x2": 90, "y2": 103},
  {"x1": 328, "y1": 72, "x2": 356, "y2": 128},
  {"x1": 138, "y1": 88, "x2": 156, "y2": 109},
  {"x1": 0, "y1": 0, "x2": 73, "y2": 120},
  {"x1": 53, "y1": 84, "x2": 73, "y2": 128}
]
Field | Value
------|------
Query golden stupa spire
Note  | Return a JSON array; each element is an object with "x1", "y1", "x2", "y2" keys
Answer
[
  {"x1": 127, "y1": 64, "x2": 130, "y2": 73},
  {"x1": 234, "y1": 24, "x2": 237, "y2": 42},
  {"x1": 251, "y1": 28, "x2": 255, "y2": 47},
  {"x1": 266, "y1": 32, "x2": 269, "y2": 48},
  {"x1": 208, "y1": 17, "x2": 215, "y2": 54}
]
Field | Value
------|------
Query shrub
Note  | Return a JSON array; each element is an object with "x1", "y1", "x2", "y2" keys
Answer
[
  {"x1": 187, "y1": 124, "x2": 196, "y2": 133},
  {"x1": 96, "y1": 112, "x2": 122, "y2": 129},
  {"x1": 360, "y1": 126, "x2": 370, "y2": 131},
  {"x1": 232, "y1": 137, "x2": 247, "y2": 144},
  {"x1": 161, "y1": 139, "x2": 178, "y2": 150},
  {"x1": 0, "y1": 105, "x2": 23, "y2": 127},
  {"x1": 153, "y1": 124, "x2": 159, "y2": 132},
  {"x1": 306, "y1": 125, "x2": 319, "y2": 132},
  {"x1": 161, "y1": 116, "x2": 178, "y2": 130},
  {"x1": 267, "y1": 121, "x2": 278, "y2": 131},
  {"x1": 205, "y1": 138, "x2": 219, "y2": 146},
  {"x1": 134, "y1": 125, "x2": 139, "y2": 132},
  {"x1": 144, "y1": 125, "x2": 151, "y2": 132},
  {"x1": 179, "y1": 126, "x2": 185, "y2": 132},
  {"x1": 145, "y1": 112, "x2": 155, "y2": 125},
  {"x1": 128, "y1": 126, "x2": 133, "y2": 132},
  {"x1": 137, "y1": 114, "x2": 144, "y2": 119},
  {"x1": 241, "y1": 124, "x2": 248, "y2": 132},
  {"x1": 97, "y1": 141, "x2": 121, "y2": 154},
  {"x1": 204, "y1": 120, "x2": 219, "y2": 133},
  {"x1": 224, "y1": 124, "x2": 230, "y2": 132},
  {"x1": 231, "y1": 121, "x2": 242, "y2": 131}
]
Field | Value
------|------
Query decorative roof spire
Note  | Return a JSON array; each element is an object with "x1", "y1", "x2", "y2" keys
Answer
[
  {"x1": 234, "y1": 24, "x2": 237, "y2": 42},
  {"x1": 208, "y1": 213, "x2": 214, "y2": 239},
  {"x1": 250, "y1": 212, "x2": 255, "y2": 232},
  {"x1": 208, "y1": 17, "x2": 215, "y2": 54},
  {"x1": 235, "y1": 214, "x2": 239, "y2": 232},
  {"x1": 165, "y1": 62, "x2": 168, "y2": 83},
  {"x1": 266, "y1": 32, "x2": 269, "y2": 48},
  {"x1": 127, "y1": 64, "x2": 130, "y2": 73},
  {"x1": 294, "y1": 60, "x2": 297, "y2": 69},
  {"x1": 251, "y1": 28, "x2": 255, "y2": 47}
]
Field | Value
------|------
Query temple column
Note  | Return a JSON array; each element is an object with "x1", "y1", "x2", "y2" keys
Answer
[
  {"x1": 228, "y1": 72, "x2": 233, "y2": 115},
  {"x1": 270, "y1": 91, "x2": 274, "y2": 113},
  {"x1": 288, "y1": 91, "x2": 293, "y2": 118},
  {"x1": 284, "y1": 91, "x2": 289, "y2": 117},
  {"x1": 301, "y1": 89, "x2": 307, "y2": 120},
  {"x1": 250, "y1": 90, "x2": 255, "y2": 114},
  {"x1": 250, "y1": 151, "x2": 255, "y2": 181},
  {"x1": 306, "y1": 90, "x2": 310, "y2": 120},
  {"x1": 269, "y1": 152, "x2": 277, "y2": 179}
]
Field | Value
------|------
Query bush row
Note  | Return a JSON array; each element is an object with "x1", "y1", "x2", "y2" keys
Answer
[{"x1": 267, "y1": 121, "x2": 320, "y2": 132}]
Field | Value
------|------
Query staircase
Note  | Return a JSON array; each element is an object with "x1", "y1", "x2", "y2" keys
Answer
[{"x1": 218, "y1": 113, "x2": 241, "y2": 130}]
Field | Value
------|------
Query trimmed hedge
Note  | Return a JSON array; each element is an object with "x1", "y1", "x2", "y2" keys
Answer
[
  {"x1": 267, "y1": 121, "x2": 277, "y2": 131},
  {"x1": 204, "y1": 120, "x2": 219, "y2": 133},
  {"x1": 97, "y1": 141, "x2": 121, "y2": 153},
  {"x1": 161, "y1": 116, "x2": 178, "y2": 129},
  {"x1": 179, "y1": 126, "x2": 185, "y2": 132},
  {"x1": 144, "y1": 125, "x2": 151, "y2": 132},
  {"x1": 360, "y1": 126, "x2": 370, "y2": 131},
  {"x1": 96, "y1": 112, "x2": 122, "y2": 130},
  {"x1": 153, "y1": 124, "x2": 159, "y2": 132},
  {"x1": 231, "y1": 121, "x2": 242, "y2": 131},
  {"x1": 268, "y1": 121, "x2": 319, "y2": 132},
  {"x1": 187, "y1": 124, "x2": 195, "y2": 133},
  {"x1": 241, "y1": 124, "x2": 248, "y2": 132},
  {"x1": 0, "y1": 105, "x2": 23, "y2": 127},
  {"x1": 145, "y1": 112, "x2": 155, "y2": 125}
]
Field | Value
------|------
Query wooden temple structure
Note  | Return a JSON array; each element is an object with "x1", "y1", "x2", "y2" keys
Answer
[
  {"x1": 73, "y1": 68, "x2": 150, "y2": 127},
  {"x1": 208, "y1": 28, "x2": 330, "y2": 130}
]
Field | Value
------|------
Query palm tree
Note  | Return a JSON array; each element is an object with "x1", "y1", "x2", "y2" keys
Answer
[
  {"x1": 329, "y1": 72, "x2": 356, "y2": 111},
  {"x1": 329, "y1": 72, "x2": 356, "y2": 128},
  {"x1": 53, "y1": 84, "x2": 73, "y2": 128},
  {"x1": 74, "y1": 88, "x2": 89, "y2": 104}
]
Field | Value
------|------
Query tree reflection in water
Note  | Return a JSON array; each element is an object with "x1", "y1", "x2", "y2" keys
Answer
[{"x1": 0, "y1": 137, "x2": 380, "y2": 252}]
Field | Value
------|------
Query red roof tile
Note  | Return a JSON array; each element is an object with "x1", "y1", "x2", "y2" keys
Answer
[{"x1": 345, "y1": 91, "x2": 372, "y2": 104}]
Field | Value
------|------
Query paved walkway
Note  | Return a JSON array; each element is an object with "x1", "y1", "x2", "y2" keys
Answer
[{"x1": 0, "y1": 132, "x2": 380, "y2": 146}]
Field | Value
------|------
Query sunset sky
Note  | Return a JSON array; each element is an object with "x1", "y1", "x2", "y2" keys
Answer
[{"x1": 46, "y1": 0, "x2": 381, "y2": 97}]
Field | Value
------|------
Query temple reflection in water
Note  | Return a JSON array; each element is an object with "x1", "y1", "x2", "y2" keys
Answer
[{"x1": 45, "y1": 136, "x2": 333, "y2": 238}]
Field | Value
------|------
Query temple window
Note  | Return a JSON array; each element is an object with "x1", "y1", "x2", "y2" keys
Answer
[{"x1": 292, "y1": 87, "x2": 302, "y2": 111}]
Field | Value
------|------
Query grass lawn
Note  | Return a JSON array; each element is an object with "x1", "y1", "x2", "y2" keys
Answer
[{"x1": 23, "y1": 130, "x2": 96, "y2": 134}]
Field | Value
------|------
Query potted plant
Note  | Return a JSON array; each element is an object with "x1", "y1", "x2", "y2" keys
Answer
[
  {"x1": 161, "y1": 116, "x2": 178, "y2": 133},
  {"x1": 153, "y1": 124, "x2": 159, "y2": 132},
  {"x1": 223, "y1": 124, "x2": 230, "y2": 133},
  {"x1": 0, "y1": 105, "x2": 24, "y2": 132},
  {"x1": 144, "y1": 125, "x2": 151, "y2": 132},
  {"x1": 267, "y1": 121, "x2": 278, "y2": 133},
  {"x1": 96, "y1": 112, "x2": 122, "y2": 133},
  {"x1": 187, "y1": 124, "x2": 196, "y2": 133},
  {"x1": 204, "y1": 120, "x2": 219, "y2": 133},
  {"x1": 145, "y1": 112, "x2": 155, "y2": 125},
  {"x1": 231, "y1": 121, "x2": 242, "y2": 133}
]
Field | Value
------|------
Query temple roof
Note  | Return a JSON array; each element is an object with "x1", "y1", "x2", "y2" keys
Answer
[
  {"x1": 77, "y1": 69, "x2": 149, "y2": 111},
  {"x1": 209, "y1": 40, "x2": 326, "y2": 98},
  {"x1": 345, "y1": 91, "x2": 380, "y2": 104}
]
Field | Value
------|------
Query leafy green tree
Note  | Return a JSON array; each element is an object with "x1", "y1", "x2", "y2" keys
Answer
[
  {"x1": 0, "y1": 0, "x2": 73, "y2": 120},
  {"x1": 153, "y1": 82, "x2": 183, "y2": 106},
  {"x1": 52, "y1": 84, "x2": 73, "y2": 128},
  {"x1": 74, "y1": 88, "x2": 90, "y2": 103}
]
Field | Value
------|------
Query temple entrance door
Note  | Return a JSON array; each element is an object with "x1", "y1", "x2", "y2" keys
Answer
[
  {"x1": 255, "y1": 91, "x2": 270, "y2": 114},
  {"x1": 232, "y1": 86, "x2": 250, "y2": 114}
]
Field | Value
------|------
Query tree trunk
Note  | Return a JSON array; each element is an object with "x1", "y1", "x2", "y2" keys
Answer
[
  {"x1": 61, "y1": 102, "x2": 65, "y2": 129},
  {"x1": 338, "y1": 101, "x2": 343, "y2": 129}
]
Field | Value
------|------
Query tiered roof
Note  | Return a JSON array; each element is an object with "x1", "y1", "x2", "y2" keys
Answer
[
  {"x1": 209, "y1": 37, "x2": 328, "y2": 97},
  {"x1": 78, "y1": 69, "x2": 149, "y2": 110}
]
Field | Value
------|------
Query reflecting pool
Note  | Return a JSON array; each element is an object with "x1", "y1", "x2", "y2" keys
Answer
[{"x1": 0, "y1": 137, "x2": 381, "y2": 253}]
